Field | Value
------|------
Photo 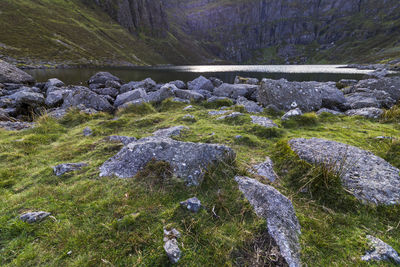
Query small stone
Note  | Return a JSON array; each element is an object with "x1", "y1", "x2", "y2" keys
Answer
[
  {"x1": 83, "y1": 127, "x2": 93, "y2": 136},
  {"x1": 235, "y1": 135, "x2": 243, "y2": 139},
  {"x1": 251, "y1": 116, "x2": 278, "y2": 128},
  {"x1": 20, "y1": 211, "x2": 51, "y2": 223},
  {"x1": 208, "y1": 110, "x2": 229, "y2": 116},
  {"x1": 180, "y1": 197, "x2": 201, "y2": 213},
  {"x1": 281, "y1": 108, "x2": 303, "y2": 121},
  {"x1": 183, "y1": 105, "x2": 193, "y2": 111},
  {"x1": 164, "y1": 239, "x2": 181, "y2": 264},
  {"x1": 153, "y1": 126, "x2": 188, "y2": 138},
  {"x1": 53, "y1": 163, "x2": 88, "y2": 176},
  {"x1": 250, "y1": 157, "x2": 278, "y2": 182},
  {"x1": 182, "y1": 114, "x2": 195, "y2": 121},
  {"x1": 362, "y1": 235, "x2": 400, "y2": 264},
  {"x1": 216, "y1": 112, "x2": 243, "y2": 120},
  {"x1": 104, "y1": 136, "x2": 137, "y2": 146}
]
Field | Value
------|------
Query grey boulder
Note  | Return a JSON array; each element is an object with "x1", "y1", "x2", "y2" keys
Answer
[
  {"x1": 236, "y1": 96, "x2": 263, "y2": 113},
  {"x1": 361, "y1": 235, "x2": 400, "y2": 264},
  {"x1": 250, "y1": 116, "x2": 278, "y2": 128},
  {"x1": 282, "y1": 108, "x2": 303, "y2": 121},
  {"x1": 170, "y1": 80, "x2": 186, "y2": 89},
  {"x1": 99, "y1": 136, "x2": 235, "y2": 186},
  {"x1": 104, "y1": 135, "x2": 137, "y2": 146},
  {"x1": 163, "y1": 228, "x2": 181, "y2": 264},
  {"x1": 114, "y1": 89, "x2": 147, "y2": 108},
  {"x1": 180, "y1": 197, "x2": 201, "y2": 213},
  {"x1": 354, "y1": 77, "x2": 400, "y2": 101},
  {"x1": 53, "y1": 163, "x2": 88, "y2": 176},
  {"x1": 345, "y1": 88, "x2": 395, "y2": 109},
  {"x1": 345, "y1": 107, "x2": 383, "y2": 119},
  {"x1": 289, "y1": 138, "x2": 400, "y2": 205},
  {"x1": 62, "y1": 86, "x2": 114, "y2": 112},
  {"x1": 20, "y1": 211, "x2": 51, "y2": 223},
  {"x1": 188, "y1": 76, "x2": 214, "y2": 92},
  {"x1": 173, "y1": 88, "x2": 204, "y2": 102},
  {"x1": 214, "y1": 83, "x2": 258, "y2": 100},
  {"x1": 88, "y1": 72, "x2": 120, "y2": 85},
  {"x1": 316, "y1": 108, "x2": 343, "y2": 115},
  {"x1": 120, "y1": 78, "x2": 157, "y2": 93},
  {"x1": 153, "y1": 126, "x2": 188, "y2": 138},
  {"x1": 145, "y1": 85, "x2": 175, "y2": 103},
  {"x1": 44, "y1": 78, "x2": 64, "y2": 91},
  {"x1": 249, "y1": 157, "x2": 278, "y2": 182},
  {"x1": 235, "y1": 176, "x2": 301, "y2": 267},
  {"x1": 9, "y1": 90, "x2": 45, "y2": 108},
  {"x1": 259, "y1": 79, "x2": 322, "y2": 112},
  {"x1": 0, "y1": 59, "x2": 35, "y2": 84}
]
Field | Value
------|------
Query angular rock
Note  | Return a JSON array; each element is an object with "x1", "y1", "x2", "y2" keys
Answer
[
  {"x1": 170, "y1": 80, "x2": 186, "y2": 89},
  {"x1": 62, "y1": 87, "x2": 114, "y2": 112},
  {"x1": 183, "y1": 105, "x2": 193, "y2": 111},
  {"x1": 188, "y1": 76, "x2": 214, "y2": 92},
  {"x1": 289, "y1": 138, "x2": 400, "y2": 205},
  {"x1": 345, "y1": 88, "x2": 395, "y2": 109},
  {"x1": 104, "y1": 135, "x2": 137, "y2": 146},
  {"x1": 53, "y1": 163, "x2": 88, "y2": 176},
  {"x1": 105, "y1": 80, "x2": 121, "y2": 89},
  {"x1": 173, "y1": 88, "x2": 204, "y2": 102},
  {"x1": 319, "y1": 84, "x2": 347, "y2": 110},
  {"x1": 120, "y1": 78, "x2": 157, "y2": 93},
  {"x1": 99, "y1": 136, "x2": 235, "y2": 186},
  {"x1": 182, "y1": 114, "x2": 196, "y2": 121},
  {"x1": 45, "y1": 89, "x2": 68, "y2": 108},
  {"x1": 259, "y1": 79, "x2": 323, "y2": 112},
  {"x1": 20, "y1": 211, "x2": 51, "y2": 223},
  {"x1": 345, "y1": 107, "x2": 383, "y2": 119},
  {"x1": 192, "y1": 89, "x2": 213, "y2": 99},
  {"x1": 145, "y1": 86, "x2": 175, "y2": 103},
  {"x1": 88, "y1": 72, "x2": 120, "y2": 85},
  {"x1": 236, "y1": 96, "x2": 263, "y2": 113},
  {"x1": 114, "y1": 89, "x2": 147, "y2": 107},
  {"x1": 172, "y1": 97, "x2": 190, "y2": 104},
  {"x1": 249, "y1": 157, "x2": 278, "y2": 182},
  {"x1": 217, "y1": 112, "x2": 243, "y2": 120},
  {"x1": 316, "y1": 108, "x2": 343, "y2": 115},
  {"x1": 0, "y1": 121, "x2": 34, "y2": 131},
  {"x1": 235, "y1": 176, "x2": 301, "y2": 267},
  {"x1": 180, "y1": 197, "x2": 201, "y2": 213},
  {"x1": 83, "y1": 127, "x2": 93, "y2": 137},
  {"x1": 92, "y1": 87, "x2": 119, "y2": 98},
  {"x1": 0, "y1": 59, "x2": 35, "y2": 84},
  {"x1": 354, "y1": 77, "x2": 400, "y2": 101},
  {"x1": 251, "y1": 116, "x2": 277, "y2": 128},
  {"x1": 281, "y1": 108, "x2": 303, "y2": 121},
  {"x1": 209, "y1": 110, "x2": 229, "y2": 116},
  {"x1": 361, "y1": 235, "x2": 400, "y2": 264},
  {"x1": 153, "y1": 126, "x2": 188, "y2": 138},
  {"x1": 9, "y1": 91, "x2": 45, "y2": 108},
  {"x1": 214, "y1": 83, "x2": 258, "y2": 100},
  {"x1": 207, "y1": 96, "x2": 233, "y2": 104},
  {"x1": 209, "y1": 77, "x2": 223, "y2": 87},
  {"x1": 164, "y1": 237, "x2": 181, "y2": 264},
  {"x1": 44, "y1": 78, "x2": 64, "y2": 91}
]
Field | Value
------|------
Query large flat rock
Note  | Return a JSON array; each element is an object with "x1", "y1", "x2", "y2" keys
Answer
[
  {"x1": 235, "y1": 176, "x2": 301, "y2": 267},
  {"x1": 0, "y1": 60, "x2": 35, "y2": 84},
  {"x1": 289, "y1": 138, "x2": 400, "y2": 205},
  {"x1": 99, "y1": 136, "x2": 235, "y2": 186}
]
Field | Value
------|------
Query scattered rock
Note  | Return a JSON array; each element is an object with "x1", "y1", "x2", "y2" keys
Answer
[
  {"x1": 209, "y1": 77, "x2": 223, "y2": 87},
  {"x1": 182, "y1": 114, "x2": 196, "y2": 121},
  {"x1": 316, "y1": 108, "x2": 343, "y2": 115},
  {"x1": 145, "y1": 85, "x2": 175, "y2": 103},
  {"x1": 120, "y1": 78, "x2": 157, "y2": 93},
  {"x1": 88, "y1": 72, "x2": 120, "y2": 85},
  {"x1": 289, "y1": 138, "x2": 400, "y2": 205},
  {"x1": 45, "y1": 89, "x2": 69, "y2": 108},
  {"x1": 250, "y1": 116, "x2": 277, "y2": 128},
  {"x1": 250, "y1": 157, "x2": 278, "y2": 182},
  {"x1": 180, "y1": 197, "x2": 201, "y2": 213},
  {"x1": 214, "y1": 83, "x2": 258, "y2": 100},
  {"x1": 114, "y1": 89, "x2": 147, "y2": 108},
  {"x1": 217, "y1": 112, "x2": 243, "y2": 120},
  {"x1": 207, "y1": 96, "x2": 233, "y2": 104},
  {"x1": 183, "y1": 105, "x2": 193, "y2": 111},
  {"x1": 170, "y1": 80, "x2": 186, "y2": 89},
  {"x1": 92, "y1": 87, "x2": 119, "y2": 98},
  {"x1": 319, "y1": 84, "x2": 347, "y2": 110},
  {"x1": 0, "y1": 121, "x2": 34, "y2": 131},
  {"x1": 153, "y1": 126, "x2": 188, "y2": 138},
  {"x1": 99, "y1": 136, "x2": 235, "y2": 186},
  {"x1": 83, "y1": 127, "x2": 93, "y2": 136},
  {"x1": 0, "y1": 59, "x2": 35, "y2": 84},
  {"x1": 345, "y1": 88, "x2": 395, "y2": 109},
  {"x1": 173, "y1": 88, "x2": 204, "y2": 102},
  {"x1": 236, "y1": 96, "x2": 263, "y2": 113},
  {"x1": 208, "y1": 110, "x2": 229, "y2": 116},
  {"x1": 345, "y1": 107, "x2": 383, "y2": 119},
  {"x1": 163, "y1": 228, "x2": 181, "y2": 264},
  {"x1": 20, "y1": 211, "x2": 51, "y2": 223},
  {"x1": 259, "y1": 79, "x2": 323, "y2": 112},
  {"x1": 105, "y1": 80, "x2": 121, "y2": 89},
  {"x1": 235, "y1": 176, "x2": 301, "y2": 267},
  {"x1": 172, "y1": 97, "x2": 190, "y2": 104},
  {"x1": 62, "y1": 87, "x2": 114, "y2": 112},
  {"x1": 281, "y1": 108, "x2": 303, "y2": 121},
  {"x1": 188, "y1": 76, "x2": 214, "y2": 92},
  {"x1": 44, "y1": 78, "x2": 64, "y2": 91},
  {"x1": 361, "y1": 235, "x2": 400, "y2": 264},
  {"x1": 53, "y1": 163, "x2": 88, "y2": 176},
  {"x1": 354, "y1": 77, "x2": 400, "y2": 102}
]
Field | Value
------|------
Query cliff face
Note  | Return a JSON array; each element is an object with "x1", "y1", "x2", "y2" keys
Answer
[
  {"x1": 92, "y1": 0, "x2": 168, "y2": 37},
  {"x1": 163, "y1": 0, "x2": 400, "y2": 63}
]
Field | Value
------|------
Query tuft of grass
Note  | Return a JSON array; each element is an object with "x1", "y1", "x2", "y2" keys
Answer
[
  {"x1": 248, "y1": 125, "x2": 285, "y2": 139},
  {"x1": 385, "y1": 139, "x2": 400, "y2": 168},
  {"x1": 202, "y1": 99, "x2": 234, "y2": 109},
  {"x1": 116, "y1": 102, "x2": 156, "y2": 117},
  {"x1": 158, "y1": 98, "x2": 188, "y2": 112},
  {"x1": 381, "y1": 104, "x2": 400, "y2": 123},
  {"x1": 282, "y1": 113, "x2": 319, "y2": 128}
]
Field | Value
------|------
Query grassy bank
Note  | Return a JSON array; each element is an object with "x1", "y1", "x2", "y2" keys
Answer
[{"x1": 0, "y1": 101, "x2": 399, "y2": 266}]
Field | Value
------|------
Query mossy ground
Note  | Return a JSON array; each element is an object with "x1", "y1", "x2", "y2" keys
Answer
[{"x1": 0, "y1": 101, "x2": 399, "y2": 266}]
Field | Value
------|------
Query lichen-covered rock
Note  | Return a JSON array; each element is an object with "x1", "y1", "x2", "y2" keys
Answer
[
  {"x1": 153, "y1": 126, "x2": 188, "y2": 138},
  {"x1": 92, "y1": 87, "x2": 119, "y2": 98},
  {"x1": 145, "y1": 85, "x2": 175, "y2": 103},
  {"x1": 354, "y1": 77, "x2": 400, "y2": 101},
  {"x1": 114, "y1": 89, "x2": 147, "y2": 107},
  {"x1": 249, "y1": 157, "x2": 278, "y2": 182},
  {"x1": 208, "y1": 110, "x2": 229, "y2": 116},
  {"x1": 53, "y1": 163, "x2": 88, "y2": 176},
  {"x1": 362, "y1": 235, "x2": 400, "y2": 264},
  {"x1": 216, "y1": 112, "x2": 243, "y2": 120},
  {"x1": 236, "y1": 96, "x2": 263, "y2": 113},
  {"x1": 345, "y1": 107, "x2": 383, "y2": 119},
  {"x1": 104, "y1": 135, "x2": 137, "y2": 146},
  {"x1": 120, "y1": 78, "x2": 157, "y2": 93},
  {"x1": 345, "y1": 88, "x2": 395, "y2": 109},
  {"x1": 99, "y1": 136, "x2": 235, "y2": 186},
  {"x1": 250, "y1": 116, "x2": 277, "y2": 128},
  {"x1": 316, "y1": 108, "x2": 343, "y2": 115},
  {"x1": 9, "y1": 90, "x2": 45, "y2": 108},
  {"x1": 45, "y1": 89, "x2": 69, "y2": 107},
  {"x1": 62, "y1": 86, "x2": 114, "y2": 112},
  {"x1": 180, "y1": 197, "x2": 202, "y2": 213},
  {"x1": 281, "y1": 108, "x2": 303, "y2": 120},
  {"x1": 44, "y1": 78, "x2": 64, "y2": 91},
  {"x1": 173, "y1": 88, "x2": 204, "y2": 102},
  {"x1": 0, "y1": 121, "x2": 34, "y2": 131},
  {"x1": 0, "y1": 59, "x2": 35, "y2": 84},
  {"x1": 163, "y1": 228, "x2": 181, "y2": 264},
  {"x1": 188, "y1": 76, "x2": 214, "y2": 92},
  {"x1": 214, "y1": 83, "x2": 258, "y2": 100},
  {"x1": 289, "y1": 138, "x2": 400, "y2": 205},
  {"x1": 259, "y1": 79, "x2": 322, "y2": 112},
  {"x1": 235, "y1": 176, "x2": 301, "y2": 267},
  {"x1": 170, "y1": 80, "x2": 186, "y2": 89},
  {"x1": 88, "y1": 72, "x2": 120, "y2": 85},
  {"x1": 83, "y1": 127, "x2": 93, "y2": 137},
  {"x1": 20, "y1": 211, "x2": 51, "y2": 223}
]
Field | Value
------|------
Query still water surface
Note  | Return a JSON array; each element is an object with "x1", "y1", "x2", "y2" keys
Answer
[{"x1": 26, "y1": 65, "x2": 373, "y2": 85}]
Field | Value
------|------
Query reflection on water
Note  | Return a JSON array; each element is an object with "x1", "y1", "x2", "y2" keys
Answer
[{"x1": 26, "y1": 65, "x2": 373, "y2": 85}]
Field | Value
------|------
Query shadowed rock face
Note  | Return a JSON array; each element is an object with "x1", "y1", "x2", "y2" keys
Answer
[{"x1": 289, "y1": 138, "x2": 400, "y2": 205}]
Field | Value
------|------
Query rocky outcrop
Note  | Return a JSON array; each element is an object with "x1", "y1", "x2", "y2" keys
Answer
[
  {"x1": 235, "y1": 176, "x2": 301, "y2": 267},
  {"x1": 99, "y1": 136, "x2": 235, "y2": 186},
  {"x1": 362, "y1": 235, "x2": 400, "y2": 264},
  {"x1": 20, "y1": 211, "x2": 51, "y2": 223},
  {"x1": 0, "y1": 60, "x2": 35, "y2": 84},
  {"x1": 289, "y1": 138, "x2": 400, "y2": 205}
]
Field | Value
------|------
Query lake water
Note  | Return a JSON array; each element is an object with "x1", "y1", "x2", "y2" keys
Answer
[{"x1": 26, "y1": 65, "x2": 374, "y2": 85}]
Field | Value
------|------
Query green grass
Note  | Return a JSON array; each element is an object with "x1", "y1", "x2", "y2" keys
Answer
[{"x1": 0, "y1": 101, "x2": 399, "y2": 266}]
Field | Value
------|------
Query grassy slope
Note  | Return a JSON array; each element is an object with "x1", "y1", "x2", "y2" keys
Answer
[
  {"x1": 0, "y1": 99, "x2": 399, "y2": 266},
  {"x1": 0, "y1": 0, "x2": 178, "y2": 66}
]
